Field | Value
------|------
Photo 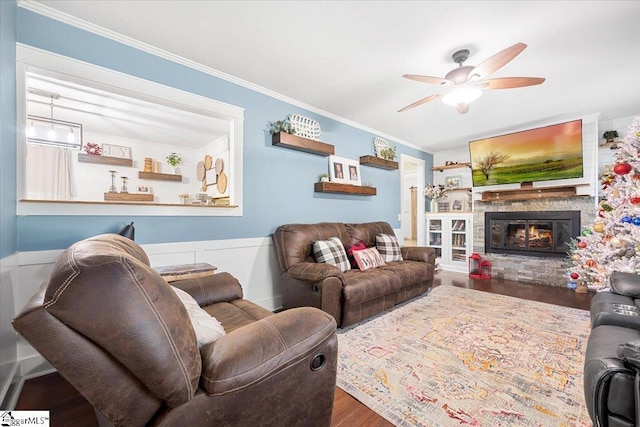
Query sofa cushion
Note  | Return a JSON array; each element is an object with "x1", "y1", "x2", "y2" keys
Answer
[
  {"x1": 376, "y1": 233, "x2": 403, "y2": 262},
  {"x1": 273, "y1": 223, "x2": 351, "y2": 271},
  {"x1": 313, "y1": 237, "x2": 351, "y2": 272},
  {"x1": 342, "y1": 268, "x2": 400, "y2": 305},
  {"x1": 345, "y1": 221, "x2": 396, "y2": 248},
  {"x1": 171, "y1": 286, "x2": 226, "y2": 348},
  {"x1": 380, "y1": 260, "x2": 433, "y2": 289},
  {"x1": 610, "y1": 271, "x2": 640, "y2": 298},
  {"x1": 345, "y1": 241, "x2": 367, "y2": 269},
  {"x1": 353, "y1": 247, "x2": 385, "y2": 270}
]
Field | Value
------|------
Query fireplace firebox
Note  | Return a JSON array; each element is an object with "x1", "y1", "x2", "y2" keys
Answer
[{"x1": 485, "y1": 211, "x2": 580, "y2": 258}]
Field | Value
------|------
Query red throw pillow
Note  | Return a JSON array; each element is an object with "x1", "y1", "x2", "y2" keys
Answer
[{"x1": 345, "y1": 241, "x2": 367, "y2": 269}]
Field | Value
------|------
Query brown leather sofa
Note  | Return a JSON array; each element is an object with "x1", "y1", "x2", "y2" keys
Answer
[
  {"x1": 13, "y1": 234, "x2": 337, "y2": 427},
  {"x1": 273, "y1": 221, "x2": 436, "y2": 327}
]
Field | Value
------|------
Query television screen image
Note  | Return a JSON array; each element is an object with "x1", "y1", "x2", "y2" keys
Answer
[{"x1": 468, "y1": 119, "x2": 583, "y2": 187}]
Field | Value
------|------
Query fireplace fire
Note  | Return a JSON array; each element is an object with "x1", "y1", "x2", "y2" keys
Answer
[{"x1": 485, "y1": 211, "x2": 580, "y2": 258}]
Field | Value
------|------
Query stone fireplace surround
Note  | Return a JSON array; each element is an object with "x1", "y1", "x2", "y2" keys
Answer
[{"x1": 473, "y1": 197, "x2": 597, "y2": 287}]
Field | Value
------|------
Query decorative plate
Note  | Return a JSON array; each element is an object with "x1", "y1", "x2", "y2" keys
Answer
[
  {"x1": 373, "y1": 137, "x2": 390, "y2": 157},
  {"x1": 214, "y1": 158, "x2": 224, "y2": 175},
  {"x1": 204, "y1": 155, "x2": 213, "y2": 170},
  {"x1": 196, "y1": 161, "x2": 206, "y2": 181},
  {"x1": 290, "y1": 113, "x2": 322, "y2": 141},
  {"x1": 217, "y1": 172, "x2": 228, "y2": 194}
]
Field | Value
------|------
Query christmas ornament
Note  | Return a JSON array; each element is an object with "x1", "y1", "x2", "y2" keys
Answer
[
  {"x1": 610, "y1": 237, "x2": 624, "y2": 247},
  {"x1": 631, "y1": 197, "x2": 640, "y2": 205},
  {"x1": 570, "y1": 272, "x2": 579, "y2": 280},
  {"x1": 586, "y1": 259, "x2": 597, "y2": 267},
  {"x1": 577, "y1": 241, "x2": 587, "y2": 249},
  {"x1": 614, "y1": 162, "x2": 633, "y2": 175},
  {"x1": 571, "y1": 254, "x2": 581, "y2": 262},
  {"x1": 593, "y1": 223, "x2": 605, "y2": 233},
  {"x1": 634, "y1": 217, "x2": 640, "y2": 226},
  {"x1": 622, "y1": 216, "x2": 633, "y2": 223},
  {"x1": 582, "y1": 229, "x2": 592, "y2": 236},
  {"x1": 567, "y1": 281, "x2": 577, "y2": 290}
]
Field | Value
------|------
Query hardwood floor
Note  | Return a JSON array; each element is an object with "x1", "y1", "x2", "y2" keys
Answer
[{"x1": 14, "y1": 271, "x2": 592, "y2": 426}]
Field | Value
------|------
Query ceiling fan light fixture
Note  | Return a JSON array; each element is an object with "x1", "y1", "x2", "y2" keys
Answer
[{"x1": 441, "y1": 87, "x2": 482, "y2": 107}]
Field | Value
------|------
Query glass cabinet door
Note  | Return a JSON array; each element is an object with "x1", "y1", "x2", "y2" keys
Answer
[
  {"x1": 450, "y1": 218, "x2": 467, "y2": 262},
  {"x1": 428, "y1": 219, "x2": 442, "y2": 258}
]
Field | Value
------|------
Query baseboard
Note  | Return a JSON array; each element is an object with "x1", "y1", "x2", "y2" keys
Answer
[
  {"x1": 0, "y1": 357, "x2": 54, "y2": 410},
  {"x1": 0, "y1": 361, "x2": 19, "y2": 408}
]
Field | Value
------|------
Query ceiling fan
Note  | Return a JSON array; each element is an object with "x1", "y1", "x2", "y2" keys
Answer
[{"x1": 398, "y1": 42, "x2": 545, "y2": 114}]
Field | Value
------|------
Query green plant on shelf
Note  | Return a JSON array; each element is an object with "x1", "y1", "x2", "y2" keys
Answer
[
  {"x1": 166, "y1": 152, "x2": 183, "y2": 167},
  {"x1": 268, "y1": 117, "x2": 296, "y2": 135}
]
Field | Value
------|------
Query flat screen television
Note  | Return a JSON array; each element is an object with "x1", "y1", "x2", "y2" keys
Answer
[{"x1": 468, "y1": 119, "x2": 583, "y2": 187}]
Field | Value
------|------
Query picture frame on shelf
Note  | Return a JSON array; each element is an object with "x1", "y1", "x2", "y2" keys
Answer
[
  {"x1": 101, "y1": 143, "x2": 132, "y2": 159},
  {"x1": 329, "y1": 155, "x2": 361, "y2": 185},
  {"x1": 450, "y1": 199, "x2": 464, "y2": 211},
  {"x1": 445, "y1": 175, "x2": 461, "y2": 190}
]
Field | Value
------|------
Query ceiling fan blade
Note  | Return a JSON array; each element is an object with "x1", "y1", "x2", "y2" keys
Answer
[
  {"x1": 402, "y1": 74, "x2": 452, "y2": 86},
  {"x1": 469, "y1": 42, "x2": 527, "y2": 80},
  {"x1": 398, "y1": 94, "x2": 441, "y2": 112},
  {"x1": 456, "y1": 104, "x2": 470, "y2": 115},
  {"x1": 475, "y1": 77, "x2": 546, "y2": 90}
]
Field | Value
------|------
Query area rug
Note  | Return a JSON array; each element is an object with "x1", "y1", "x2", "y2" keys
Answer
[{"x1": 336, "y1": 285, "x2": 592, "y2": 426}]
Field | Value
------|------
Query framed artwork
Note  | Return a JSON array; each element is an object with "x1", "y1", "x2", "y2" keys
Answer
[
  {"x1": 445, "y1": 175, "x2": 461, "y2": 190},
  {"x1": 102, "y1": 144, "x2": 132, "y2": 159},
  {"x1": 329, "y1": 156, "x2": 361, "y2": 185},
  {"x1": 450, "y1": 199, "x2": 464, "y2": 211}
]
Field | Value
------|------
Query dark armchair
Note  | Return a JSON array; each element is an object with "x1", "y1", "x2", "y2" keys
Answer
[{"x1": 13, "y1": 234, "x2": 337, "y2": 427}]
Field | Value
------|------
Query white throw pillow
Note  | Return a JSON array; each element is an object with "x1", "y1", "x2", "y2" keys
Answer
[{"x1": 171, "y1": 286, "x2": 226, "y2": 348}]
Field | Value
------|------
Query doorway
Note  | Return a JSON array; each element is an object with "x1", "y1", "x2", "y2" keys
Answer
[{"x1": 400, "y1": 155, "x2": 425, "y2": 246}]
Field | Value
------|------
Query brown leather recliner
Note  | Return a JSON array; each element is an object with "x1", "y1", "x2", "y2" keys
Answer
[
  {"x1": 13, "y1": 234, "x2": 337, "y2": 427},
  {"x1": 273, "y1": 221, "x2": 436, "y2": 327}
]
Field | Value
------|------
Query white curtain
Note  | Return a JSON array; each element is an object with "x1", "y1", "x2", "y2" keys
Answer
[{"x1": 25, "y1": 144, "x2": 73, "y2": 200}]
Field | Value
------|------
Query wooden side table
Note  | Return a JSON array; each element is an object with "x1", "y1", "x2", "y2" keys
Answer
[{"x1": 154, "y1": 263, "x2": 217, "y2": 282}]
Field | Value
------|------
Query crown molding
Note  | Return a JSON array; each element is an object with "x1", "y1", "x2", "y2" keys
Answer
[{"x1": 17, "y1": 0, "x2": 425, "y2": 152}]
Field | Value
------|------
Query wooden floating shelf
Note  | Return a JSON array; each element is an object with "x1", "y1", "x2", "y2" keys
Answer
[
  {"x1": 446, "y1": 187, "x2": 472, "y2": 192},
  {"x1": 272, "y1": 132, "x2": 335, "y2": 156},
  {"x1": 104, "y1": 193, "x2": 154, "y2": 202},
  {"x1": 138, "y1": 171, "x2": 182, "y2": 182},
  {"x1": 359, "y1": 155, "x2": 398, "y2": 170},
  {"x1": 78, "y1": 153, "x2": 133, "y2": 167},
  {"x1": 480, "y1": 185, "x2": 588, "y2": 202},
  {"x1": 314, "y1": 182, "x2": 376, "y2": 196},
  {"x1": 431, "y1": 162, "x2": 471, "y2": 172}
]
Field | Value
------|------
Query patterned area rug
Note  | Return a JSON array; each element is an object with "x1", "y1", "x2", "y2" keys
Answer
[{"x1": 337, "y1": 285, "x2": 592, "y2": 426}]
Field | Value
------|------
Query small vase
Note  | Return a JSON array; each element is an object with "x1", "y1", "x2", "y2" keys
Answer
[{"x1": 430, "y1": 199, "x2": 438, "y2": 212}]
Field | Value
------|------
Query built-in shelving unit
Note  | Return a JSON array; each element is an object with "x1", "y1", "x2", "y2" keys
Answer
[
  {"x1": 314, "y1": 182, "x2": 376, "y2": 196},
  {"x1": 138, "y1": 171, "x2": 182, "y2": 182},
  {"x1": 431, "y1": 162, "x2": 471, "y2": 172},
  {"x1": 272, "y1": 132, "x2": 335, "y2": 156},
  {"x1": 104, "y1": 193, "x2": 154, "y2": 202},
  {"x1": 479, "y1": 185, "x2": 589, "y2": 202},
  {"x1": 78, "y1": 153, "x2": 133, "y2": 167},
  {"x1": 359, "y1": 155, "x2": 398, "y2": 170}
]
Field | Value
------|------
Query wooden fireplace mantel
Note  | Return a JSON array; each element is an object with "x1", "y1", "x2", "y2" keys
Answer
[{"x1": 479, "y1": 184, "x2": 591, "y2": 202}]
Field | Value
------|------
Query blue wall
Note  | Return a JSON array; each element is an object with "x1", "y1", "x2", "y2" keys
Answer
[
  {"x1": 9, "y1": 6, "x2": 432, "y2": 252},
  {"x1": 0, "y1": 1, "x2": 17, "y2": 258}
]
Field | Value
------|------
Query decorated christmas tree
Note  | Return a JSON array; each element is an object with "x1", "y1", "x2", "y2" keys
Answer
[{"x1": 568, "y1": 115, "x2": 640, "y2": 292}]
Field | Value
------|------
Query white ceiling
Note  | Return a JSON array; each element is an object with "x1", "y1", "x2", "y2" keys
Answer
[{"x1": 28, "y1": 0, "x2": 640, "y2": 152}]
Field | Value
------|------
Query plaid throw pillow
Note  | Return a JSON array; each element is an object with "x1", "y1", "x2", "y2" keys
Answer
[
  {"x1": 313, "y1": 237, "x2": 351, "y2": 272},
  {"x1": 353, "y1": 247, "x2": 386, "y2": 271},
  {"x1": 345, "y1": 241, "x2": 367, "y2": 269},
  {"x1": 375, "y1": 233, "x2": 403, "y2": 262}
]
